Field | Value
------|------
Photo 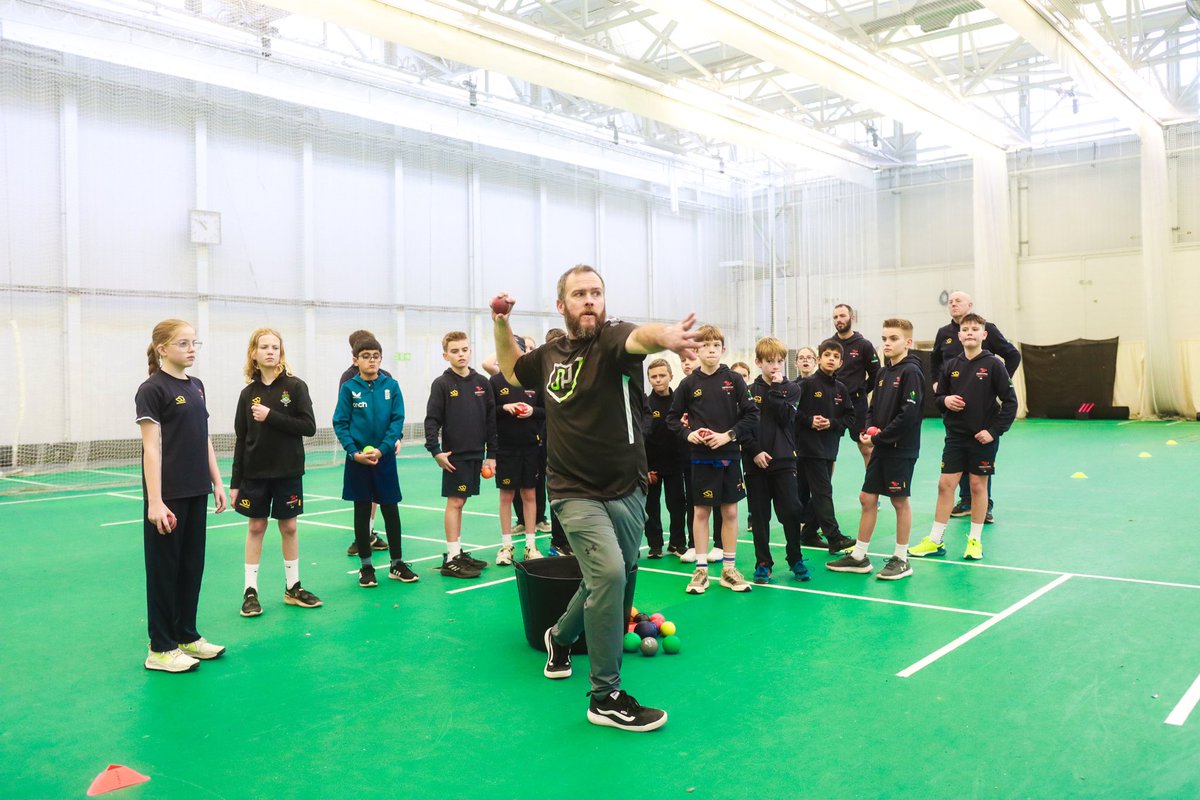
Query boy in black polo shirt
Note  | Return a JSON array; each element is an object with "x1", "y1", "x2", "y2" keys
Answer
[
  {"x1": 667, "y1": 324, "x2": 760, "y2": 595},
  {"x1": 795, "y1": 339, "x2": 857, "y2": 555},
  {"x1": 743, "y1": 337, "x2": 809, "y2": 584},
  {"x1": 425, "y1": 331, "x2": 497, "y2": 577},
  {"x1": 827, "y1": 319, "x2": 924, "y2": 581},
  {"x1": 491, "y1": 362, "x2": 545, "y2": 562},
  {"x1": 643, "y1": 358, "x2": 687, "y2": 559},
  {"x1": 910, "y1": 313, "x2": 1017, "y2": 561}
]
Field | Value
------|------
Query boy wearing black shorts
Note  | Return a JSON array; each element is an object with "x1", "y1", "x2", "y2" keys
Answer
[
  {"x1": 910, "y1": 313, "x2": 1017, "y2": 561},
  {"x1": 667, "y1": 324, "x2": 759, "y2": 595},
  {"x1": 332, "y1": 336, "x2": 413, "y2": 587},
  {"x1": 827, "y1": 319, "x2": 924, "y2": 581},
  {"x1": 491, "y1": 364, "x2": 545, "y2": 563},
  {"x1": 424, "y1": 331, "x2": 497, "y2": 578}
]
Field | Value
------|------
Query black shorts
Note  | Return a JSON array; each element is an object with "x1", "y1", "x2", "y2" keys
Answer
[
  {"x1": 862, "y1": 456, "x2": 916, "y2": 497},
  {"x1": 342, "y1": 454, "x2": 402, "y2": 504},
  {"x1": 442, "y1": 457, "x2": 482, "y2": 498},
  {"x1": 849, "y1": 394, "x2": 870, "y2": 438},
  {"x1": 690, "y1": 461, "x2": 746, "y2": 507},
  {"x1": 941, "y1": 435, "x2": 999, "y2": 476},
  {"x1": 496, "y1": 447, "x2": 540, "y2": 490},
  {"x1": 234, "y1": 476, "x2": 305, "y2": 519}
]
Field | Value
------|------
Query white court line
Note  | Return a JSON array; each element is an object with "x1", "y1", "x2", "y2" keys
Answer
[
  {"x1": 776, "y1": 541, "x2": 1200, "y2": 592},
  {"x1": 398, "y1": 502, "x2": 499, "y2": 518},
  {"x1": 1118, "y1": 420, "x2": 1137, "y2": 426},
  {"x1": 84, "y1": 469, "x2": 139, "y2": 478},
  {"x1": 636, "y1": 566, "x2": 992, "y2": 617},
  {"x1": 897, "y1": 574, "x2": 1073, "y2": 678},
  {"x1": 0, "y1": 475, "x2": 60, "y2": 487},
  {"x1": 447, "y1": 576, "x2": 517, "y2": 594},
  {"x1": 298, "y1": 518, "x2": 489, "y2": 549},
  {"x1": 0, "y1": 490, "x2": 148, "y2": 506},
  {"x1": 107, "y1": 492, "x2": 143, "y2": 501},
  {"x1": 1164, "y1": 673, "x2": 1200, "y2": 726},
  {"x1": 1165, "y1": 420, "x2": 1183, "y2": 426}
]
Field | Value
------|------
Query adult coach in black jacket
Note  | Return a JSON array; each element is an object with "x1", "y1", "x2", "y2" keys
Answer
[
  {"x1": 930, "y1": 291, "x2": 1021, "y2": 522},
  {"x1": 832, "y1": 304, "x2": 880, "y2": 468}
]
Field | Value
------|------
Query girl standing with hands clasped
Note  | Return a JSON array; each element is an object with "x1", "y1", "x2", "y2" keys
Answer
[
  {"x1": 135, "y1": 319, "x2": 228, "y2": 673},
  {"x1": 231, "y1": 328, "x2": 320, "y2": 618}
]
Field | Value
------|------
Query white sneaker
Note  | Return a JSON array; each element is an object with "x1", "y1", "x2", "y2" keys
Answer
[
  {"x1": 178, "y1": 637, "x2": 226, "y2": 660},
  {"x1": 535, "y1": 521, "x2": 552, "y2": 533},
  {"x1": 685, "y1": 568, "x2": 709, "y2": 594},
  {"x1": 145, "y1": 648, "x2": 199, "y2": 673},
  {"x1": 523, "y1": 545, "x2": 543, "y2": 560},
  {"x1": 496, "y1": 544, "x2": 515, "y2": 565},
  {"x1": 707, "y1": 547, "x2": 724, "y2": 562},
  {"x1": 719, "y1": 566, "x2": 753, "y2": 593},
  {"x1": 679, "y1": 548, "x2": 697, "y2": 563},
  {"x1": 513, "y1": 523, "x2": 525, "y2": 534}
]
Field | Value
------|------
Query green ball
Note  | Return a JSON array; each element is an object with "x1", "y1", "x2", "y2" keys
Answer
[
  {"x1": 662, "y1": 634, "x2": 682, "y2": 655},
  {"x1": 623, "y1": 632, "x2": 641, "y2": 652}
]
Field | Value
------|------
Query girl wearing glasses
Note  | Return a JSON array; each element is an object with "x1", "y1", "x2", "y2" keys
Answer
[
  {"x1": 134, "y1": 319, "x2": 228, "y2": 673},
  {"x1": 230, "y1": 328, "x2": 320, "y2": 618}
]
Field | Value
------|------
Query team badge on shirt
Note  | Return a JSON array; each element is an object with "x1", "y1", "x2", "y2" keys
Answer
[
  {"x1": 252, "y1": 396, "x2": 262, "y2": 404},
  {"x1": 814, "y1": 391, "x2": 823, "y2": 398},
  {"x1": 175, "y1": 396, "x2": 186, "y2": 405},
  {"x1": 450, "y1": 389, "x2": 459, "y2": 397},
  {"x1": 499, "y1": 387, "x2": 510, "y2": 396},
  {"x1": 281, "y1": 391, "x2": 291, "y2": 407},
  {"x1": 546, "y1": 357, "x2": 585, "y2": 403}
]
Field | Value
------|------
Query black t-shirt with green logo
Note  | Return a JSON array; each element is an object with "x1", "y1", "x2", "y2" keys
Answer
[{"x1": 514, "y1": 319, "x2": 647, "y2": 501}]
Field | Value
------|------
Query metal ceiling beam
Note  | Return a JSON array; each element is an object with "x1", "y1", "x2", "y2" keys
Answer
[
  {"x1": 980, "y1": 0, "x2": 1192, "y2": 126},
  {"x1": 257, "y1": 0, "x2": 883, "y2": 183},
  {"x1": 635, "y1": 0, "x2": 1027, "y2": 155}
]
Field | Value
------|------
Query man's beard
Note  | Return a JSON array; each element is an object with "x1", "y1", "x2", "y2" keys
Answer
[
  {"x1": 834, "y1": 319, "x2": 851, "y2": 334},
  {"x1": 565, "y1": 308, "x2": 605, "y2": 340}
]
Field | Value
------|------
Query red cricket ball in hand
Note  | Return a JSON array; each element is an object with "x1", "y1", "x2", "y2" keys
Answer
[
  {"x1": 866, "y1": 426, "x2": 881, "y2": 437},
  {"x1": 490, "y1": 295, "x2": 513, "y2": 315}
]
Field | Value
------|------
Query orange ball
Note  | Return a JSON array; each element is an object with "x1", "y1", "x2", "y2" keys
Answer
[
  {"x1": 481, "y1": 466, "x2": 494, "y2": 479},
  {"x1": 629, "y1": 606, "x2": 639, "y2": 621}
]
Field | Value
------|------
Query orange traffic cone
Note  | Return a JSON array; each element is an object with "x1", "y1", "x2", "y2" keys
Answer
[{"x1": 86, "y1": 764, "x2": 150, "y2": 796}]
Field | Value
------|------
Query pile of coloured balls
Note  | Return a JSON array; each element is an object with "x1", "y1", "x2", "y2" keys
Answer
[{"x1": 623, "y1": 606, "x2": 682, "y2": 657}]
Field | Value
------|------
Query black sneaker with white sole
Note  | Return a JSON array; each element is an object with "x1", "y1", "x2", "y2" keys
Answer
[
  {"x1": 543, "y1": 628, "x2": 572, "y2": 679},
  {"x1": 587, "y1": 690, "x2": 667, "y2": 732},
  {"x1": 240, "y1": 587, "x2": 262, "y2": 617},
  {"x1": 389, "y1": 562, "x2": 419, "y2": 583},
  {"x1": 358, "y1": 566, "x2": 378, "y2": 588},
  {"x1": 439, "y1": 554, "x2": 481, "y2": 579},
  {"x1": 283, "y1": 582, "x2": 323, "y2": 608}
]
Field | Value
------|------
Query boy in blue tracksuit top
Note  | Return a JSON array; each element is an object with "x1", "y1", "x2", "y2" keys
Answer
[
  {"x1": 827, "y1": 319, "x2": 925, "y2": 582},
  {"x1": 742, "y1": 337, "x2": 809, "y2": 585},
  {"x1": 332, "y1": 335, "x2": 412, "y2": 588}
]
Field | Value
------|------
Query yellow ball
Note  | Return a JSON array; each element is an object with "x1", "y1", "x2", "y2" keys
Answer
[
  {"x1": 660, "y1": 621, "x2": 676, "y2": 636},
  {"x1": 362, "y1": 446, "x2": 376, "y2": 453}
]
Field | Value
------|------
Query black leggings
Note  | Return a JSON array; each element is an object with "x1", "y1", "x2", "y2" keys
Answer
[{"x1": 355, "y1": 502, "x2": 402, "y2": 562}]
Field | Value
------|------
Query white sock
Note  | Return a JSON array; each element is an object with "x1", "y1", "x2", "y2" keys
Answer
[
  {"x1": 447, "y1": 540, "x2": 462, "y2": 558},
  {"x1": 525, "y1": 533, "x2": 536, "y2": 550},
  {"x1": 852, "y1": 540, "x2": 869, "y2": 560},
  {"x1": 969, "y1": 522, "x2": 984, "y2": 543},
  {"x1": 894, "y1": 543, "x2": 909, "y2": 560},
  {"x1": 930, "y1": 521, "x2": 947, "y2": 544},
  {"x1": 283, "y1": 559, "x2": 299, "y2": 589},
  {"x1": 697, "y1": 554, "x2": 709, "y2": 569},
  {"x1": 244, "y1": 563, "x2": 259, "y2": 592},
  {"x1": 502, "y1": 534, "x2": 513, "y2": 547}
]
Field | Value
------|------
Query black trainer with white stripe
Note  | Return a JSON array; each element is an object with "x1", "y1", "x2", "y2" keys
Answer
[{"x1": 586, "y1": 690, "x2": 667, "y2": 732}]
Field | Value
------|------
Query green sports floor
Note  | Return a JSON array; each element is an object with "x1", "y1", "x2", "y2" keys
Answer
[{"x1": 1, "y1": 419, "x2": 1198, "y2": 799}]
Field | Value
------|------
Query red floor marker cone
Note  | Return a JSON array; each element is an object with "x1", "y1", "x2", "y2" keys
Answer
[{"x1": 86, "y1": 764, "x2": 150, "y2": 796}]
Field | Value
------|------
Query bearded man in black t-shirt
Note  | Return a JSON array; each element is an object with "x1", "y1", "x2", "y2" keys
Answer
[{"x1": 492, "y1": 265, "x2": 699, "y2": 733}]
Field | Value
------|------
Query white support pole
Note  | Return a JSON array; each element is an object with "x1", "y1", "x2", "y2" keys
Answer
[
  {"x1": 302, "y1": 136, "x2": 316, "y2": 378},
  {"x1": 61, "y1": 84, "x2": 84, "y2": 444}
]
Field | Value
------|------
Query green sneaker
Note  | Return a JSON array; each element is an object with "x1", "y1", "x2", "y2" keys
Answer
[
  {"x1": 963, "y1": 537, "x2": 983, "y2": 560},
  {"x1": 908, "y1": 536, "x2": 946, "y2": 558}
]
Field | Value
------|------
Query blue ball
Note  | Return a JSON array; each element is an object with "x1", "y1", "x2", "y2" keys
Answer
[{"x1": 633, "y1": 621, "x2": 658, "y2": 639}]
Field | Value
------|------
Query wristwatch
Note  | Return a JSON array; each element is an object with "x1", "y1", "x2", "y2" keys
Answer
[{"x1": 727, "y1": 430, "x2": 736, "y2": 441}]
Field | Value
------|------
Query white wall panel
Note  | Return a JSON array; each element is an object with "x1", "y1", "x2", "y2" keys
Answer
[
  {"x1": 0, "y1": 78, "x2": 61, "y2": 288},
  {"x1": 600, "y1": 193, "x2": 649, "y2": 318},
  {"x1": 479, "y1": 166, "x2": 538, "y2": 306}
]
